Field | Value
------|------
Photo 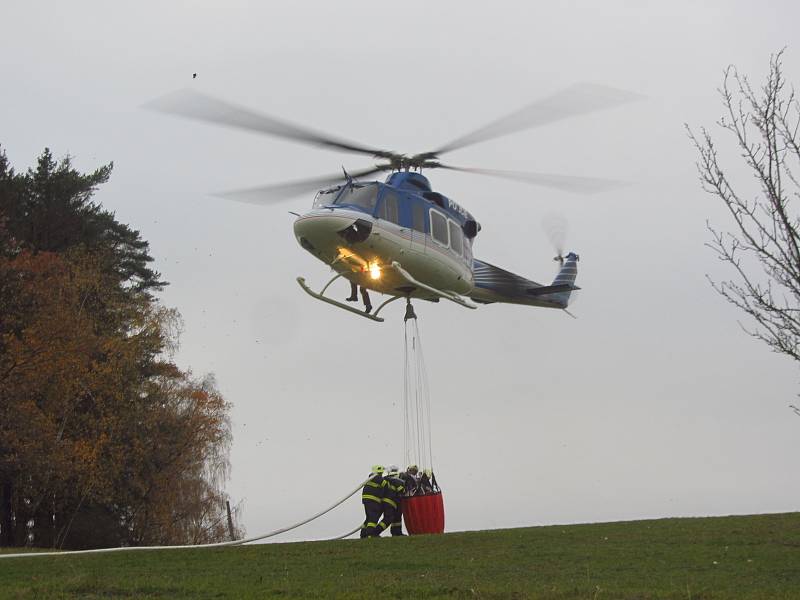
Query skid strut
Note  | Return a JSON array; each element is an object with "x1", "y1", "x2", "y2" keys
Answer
[
  {"x1": 390, "y1": 262, "x2": 477, "y2": 310},
  {"x1": 296, "y1": 274, "x2": 403, "y2": 323}
]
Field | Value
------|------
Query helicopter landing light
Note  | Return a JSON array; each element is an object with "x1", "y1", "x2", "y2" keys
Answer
[{"x1": 369, "y1": 262, "x2": 382, "y2": 280}]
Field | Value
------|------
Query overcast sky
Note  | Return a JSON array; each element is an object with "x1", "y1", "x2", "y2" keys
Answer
[{"x1": 2, "y1": 0, "x2": 799, "y2": 542}]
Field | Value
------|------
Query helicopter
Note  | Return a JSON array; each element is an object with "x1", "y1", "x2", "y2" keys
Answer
[{"x1": 148, "y1": 83, "x2": 638, "y2": 322}]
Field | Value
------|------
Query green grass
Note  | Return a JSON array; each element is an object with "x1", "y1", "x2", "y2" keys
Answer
[{"x1": 2, "y1": 512, "x2": 800, "y2": 599}]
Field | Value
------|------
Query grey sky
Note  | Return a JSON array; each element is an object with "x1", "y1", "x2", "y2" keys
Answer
[{"x1": 2, "y1": 1, "x2": 799, "y2": 541}]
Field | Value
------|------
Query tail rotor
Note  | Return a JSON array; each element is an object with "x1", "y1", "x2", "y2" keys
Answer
[
  {"x1": 542, "y1": 213, "x2": 568, "y2": 266},
  {"x1": 542, "y1": 213, "x2": 580, "y2": 310}
]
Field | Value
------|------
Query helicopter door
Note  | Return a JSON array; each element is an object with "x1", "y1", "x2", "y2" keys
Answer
[
  {"x1": 376, "y1": 190, "x2": 413, "y2": 252},
  {"x1": 409, "y1": 200, "x2": 427, "y2": 254}
]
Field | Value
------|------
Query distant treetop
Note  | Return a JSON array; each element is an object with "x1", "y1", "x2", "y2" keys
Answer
[{"x1": 0, "y1": 146, "x2": 166, "y2": 294}]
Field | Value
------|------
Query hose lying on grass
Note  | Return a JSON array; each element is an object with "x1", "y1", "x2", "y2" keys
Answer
[{"x1": 0, "y1": 479, "x2": 369, "y2": 559}]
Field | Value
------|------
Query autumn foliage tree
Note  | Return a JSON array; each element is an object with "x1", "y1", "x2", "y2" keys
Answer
[{"x1": 0, "y1": 147, "x2": 241, "y2": 549}]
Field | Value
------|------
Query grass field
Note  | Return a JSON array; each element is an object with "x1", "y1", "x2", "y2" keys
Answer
[{"x1": 2, "y1": 512, "x2": 799, "y2": 599}]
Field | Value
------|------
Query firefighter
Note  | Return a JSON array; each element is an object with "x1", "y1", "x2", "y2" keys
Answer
[
  {"x1": 346, "y1": 282, "x2": 373, "y2": 314},
  {"x1": 400, "y1": 464, "x2": 420, "y2": 496},
  {"x1": 377, "y1": 465, "x2": 405, "y2": 536},
  {"x1": 361, "y1": 465, "x2": 385, "y2": 538},
  {"x1": 419, "y1": 468, "x2": 434, "y2": 494}
]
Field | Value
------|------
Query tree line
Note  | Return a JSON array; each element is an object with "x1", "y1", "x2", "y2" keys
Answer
[{"x1": 0, "y1": 147, "x2": 241, "y2": 549}]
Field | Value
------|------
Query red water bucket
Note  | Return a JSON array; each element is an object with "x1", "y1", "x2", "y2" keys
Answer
[{"x1": 402, "y1": 492, "x2": 445, "y2": 534}]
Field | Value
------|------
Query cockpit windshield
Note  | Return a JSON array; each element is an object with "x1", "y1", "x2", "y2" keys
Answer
[
  {"x1": 334, "y1": 184, "x2": 378, "y2": 213},
  {"x1": 313, "y1": 186, "x2": 342, "y2": 208}
]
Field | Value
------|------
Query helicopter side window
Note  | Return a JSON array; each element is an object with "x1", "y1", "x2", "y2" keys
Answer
[
  {"x1": 430, "y1": 209, "x2": 449, "y2": 247},
  {"x1": 379, "y1": 191, "x2": 400, "y2": 225},
  {"x1": 335, "y1": 184, "x2": 378, "y2": 213},
  {"x1": 448, "y1": 220, "x2": 463, "y2": 255},
  {"x1": 412, "y1": 203, "x2": 425, "y2": 233}
]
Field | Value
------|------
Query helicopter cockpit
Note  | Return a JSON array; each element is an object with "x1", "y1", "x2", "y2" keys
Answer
[
  {"x1": 312, "y1": 183, "x2": 379, "y2": 213},
  {"x1": 312, "y1": 186, "x2": 340, "y2": 209},
  {"x1": 333, "y1": 183, "x2": 379, "y2": 212}
]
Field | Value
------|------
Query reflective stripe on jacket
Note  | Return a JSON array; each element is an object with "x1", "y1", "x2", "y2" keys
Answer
[
  {"x1": 362, "y1": 474, "x2": 385, "y2": 503},
  {"x1": 382, "y1": 475, "x2": 404, "y2": 508}
]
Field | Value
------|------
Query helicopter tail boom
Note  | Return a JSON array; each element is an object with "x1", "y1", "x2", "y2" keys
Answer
[{"x1": 470, "y1": 253, "x2": 580, "y2": 309}]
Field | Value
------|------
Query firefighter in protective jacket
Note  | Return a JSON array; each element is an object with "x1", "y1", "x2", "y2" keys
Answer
[
  {"x1": 400, "y1": 464, "x2": 419, "y2": 496},
  {"x1": 361, "y1": 465, "x2": 386, "y2": 538},
  {"x1": 377, "y1": 465, "x2": 405, "y2": 536}
]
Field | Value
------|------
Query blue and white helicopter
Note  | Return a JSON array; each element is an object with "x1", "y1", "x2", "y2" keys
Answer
[{"x1": 149, "y1": 84, "x2": 637, "y2": 322}]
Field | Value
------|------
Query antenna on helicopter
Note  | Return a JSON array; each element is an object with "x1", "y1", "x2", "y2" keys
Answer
[{"x1": 342, "y1": 166, "x2": 353, "y2": 185}]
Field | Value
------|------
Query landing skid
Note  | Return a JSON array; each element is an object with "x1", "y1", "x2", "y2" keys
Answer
[
  {"x1": 296, "y1": 274, "x2": 403, "y2": 323},
  {"x1": 297, "y1": 264, "x2": 476, "y2": 322}
]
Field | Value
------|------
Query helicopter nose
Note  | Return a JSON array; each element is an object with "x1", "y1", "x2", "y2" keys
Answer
[
  {"x1": 294, "y1": 213, "x2": 356, "y2": 239},
  {"x1": 294, "y1": 213, "x2": 370, "y2": 255}
]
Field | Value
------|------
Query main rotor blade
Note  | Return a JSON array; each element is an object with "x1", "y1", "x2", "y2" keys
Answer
[
  {"x1": 437, "y1": 164, "x2": 628, "y2": 194},
  {"x1": 214, "y1": 165, "x2": 388, "y2": 205},
  {"x1": 145, "y1": 89, "x2": 392, "y2": 158},
  {"x1": 431, "y1": 83, "x2": 643, "y2": 156}
]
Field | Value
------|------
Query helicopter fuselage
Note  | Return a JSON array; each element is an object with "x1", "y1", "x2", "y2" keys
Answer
[{"x1": 293, "y1": 172, "x2": 477, "y2": 301}]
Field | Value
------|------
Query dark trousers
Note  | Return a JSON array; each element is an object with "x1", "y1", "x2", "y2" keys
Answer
[
  {"x1": 361, "y1": 500, "x2": 383, "y2": 538},
  {"x1": 390, "y1": 503, "x2": 404, "y2": 536},
  {"x1": 378, "y1": 503, "x2": 403, "y2": 536},
  {"x1": 360, "y1": 286, "x2": 371, "y2": 309},
  {"x1": 348, "y1": 283, "x2": 372, "y2": 311}
]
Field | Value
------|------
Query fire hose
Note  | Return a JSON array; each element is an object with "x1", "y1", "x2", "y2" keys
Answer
[{"x1": 0, "y1": 479, "x2": 368, "y2": 559}]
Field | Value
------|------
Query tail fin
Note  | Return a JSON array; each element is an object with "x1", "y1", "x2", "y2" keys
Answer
[{"x1": 550, "y1": 252, "x2": 579, "y2": 307}]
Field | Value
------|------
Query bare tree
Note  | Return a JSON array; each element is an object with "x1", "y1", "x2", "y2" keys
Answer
[{"x1": 689, "y1": 50, "x2": 800, "y2": 363}]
